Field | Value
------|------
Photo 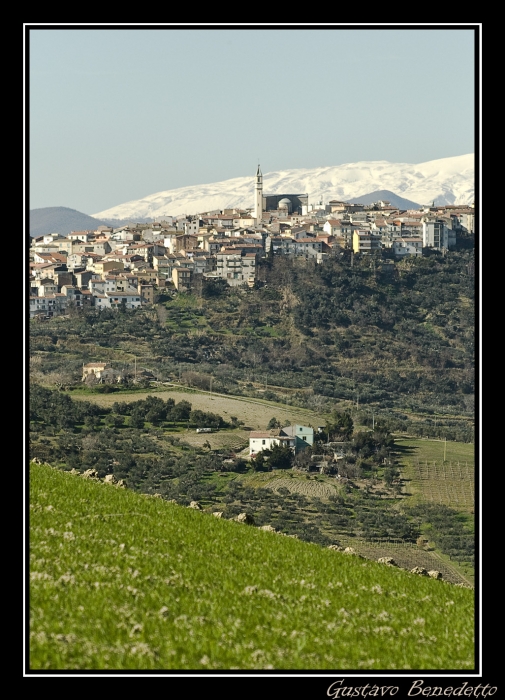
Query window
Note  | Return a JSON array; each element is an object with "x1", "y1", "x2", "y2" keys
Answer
[{"x1": 262, "y1": 440, "x2": 266, "y2": 445}]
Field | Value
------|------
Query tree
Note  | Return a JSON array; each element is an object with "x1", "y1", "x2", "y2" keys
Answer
[
  {"x1": 129, "y1": 411, "x2": 145, "y2": 429},
  {"x1": 293, "y1": 448, "x2": 312, "y2": 470},
  {"x1": 384, "y1": 466, "x2": 399, "y2": 487},
  {"x1": 268, "y1": 443, "x2": 293, "y2": 470},
  {"x1": 171, "y1": 400, "x2": 192, "y2": 421},
  {"x1": 251, "y1": 451, "x2": 268, "y2": 472},
  {"x1": 326, "y1": 410, "x2": 354, "y2": 441},
  {"x1": 267, "y1": 417, "x2": 280, "y2": 429},
  {"x1": 202, "y1": 278, "x2": 228, "y2": 299}
]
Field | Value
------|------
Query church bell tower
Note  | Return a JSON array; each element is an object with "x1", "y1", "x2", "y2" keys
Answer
[{"x1": 254, "y1": 164, "x2": 263, "y2": 223}]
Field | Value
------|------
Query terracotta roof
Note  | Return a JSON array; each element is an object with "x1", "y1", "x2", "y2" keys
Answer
[{"x1": 249, "y1": 429, "x2": 282, "y2": 438}]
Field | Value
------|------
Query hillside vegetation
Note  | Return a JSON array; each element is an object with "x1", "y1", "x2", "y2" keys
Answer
[
  {"x1": 30, "y1": 463, "x2": 474, "y2": 671},
  {"x1": 30, "y1": 248, "x2": 475, "y2": 441}
]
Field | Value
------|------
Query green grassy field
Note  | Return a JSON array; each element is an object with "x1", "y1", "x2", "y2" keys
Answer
[
  {"x1": 29, "y1": 462, "x2": 475, "y2": 671},
  {"x1": 395, "y1": 438, "x2": 474, "y2": 466}
]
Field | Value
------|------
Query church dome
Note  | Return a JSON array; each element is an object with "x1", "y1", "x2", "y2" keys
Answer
[{"x1": 278, "y1": 198, "x2": 292, "y2": 209}]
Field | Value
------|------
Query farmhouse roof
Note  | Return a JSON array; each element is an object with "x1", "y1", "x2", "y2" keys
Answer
[{"x1": 249, "y1": 430, "x2": 282, "y2": 438}]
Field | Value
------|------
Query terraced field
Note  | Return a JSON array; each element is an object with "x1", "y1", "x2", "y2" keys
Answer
[{"x1": 267, "y1": 476, "x2": 338, "y2": 499}]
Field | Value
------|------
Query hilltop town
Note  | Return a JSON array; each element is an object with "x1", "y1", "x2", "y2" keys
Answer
[{"x1": 29, "y1": 167, "x2": 474, "y2": 319}]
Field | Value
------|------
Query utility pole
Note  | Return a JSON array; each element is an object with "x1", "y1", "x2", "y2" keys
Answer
[
  {"x1": 444, "y1": 437, "x2": 447, "y2": 462},
  {"x1": 372, "y1": 412, "x2": 375, "y2": 430}
]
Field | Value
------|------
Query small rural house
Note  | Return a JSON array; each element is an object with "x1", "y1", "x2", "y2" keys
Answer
[{"x1": 249, "y1": 425, "x2": 314, "y2": 457}]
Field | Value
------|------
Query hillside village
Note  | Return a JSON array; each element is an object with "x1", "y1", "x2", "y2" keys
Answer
[{"x1": 29, "y1": 167, "x2": 474, "y2": 320}]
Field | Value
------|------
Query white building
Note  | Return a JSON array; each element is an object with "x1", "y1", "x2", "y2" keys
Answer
[
  {"x1": 93, "y1": 290, "x2": 142, "y2": 310},
  {"x1": 249, "y1": 430, "x2": 295, "y2": 457},
  {"x1": 422, "y1": 220, "x2": 449, "y2": 249},
  {"x1": 29, "y1": 294, "x2": 68, "y2": 318},
  {"x1": 392, "y1": 237, "x2": 423, "y2": 257},
  {"x1": 249, "y1": 425, "x2": 314, "y2": 457}
]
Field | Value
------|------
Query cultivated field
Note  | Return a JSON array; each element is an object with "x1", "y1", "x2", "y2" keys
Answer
[
  {"x1": 267, "y1": 475, "x2": 338, "y2": 499},
  {"x1": 71, "y1": 387, "x2": 323, "y2": 431},
  {"x1": 396, "y1": 438, "x2": 475, "y2": 513},
  {"x1": 408, "y1": 462, "x2": 475, "y2": 511},
  {"x1": 181, "y1": 430, "x2": 249, "y2": 452}
]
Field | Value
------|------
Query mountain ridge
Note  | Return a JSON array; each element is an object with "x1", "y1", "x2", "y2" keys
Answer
[{"x1": 92, "y1": 154, "x2": 474, "y2": 220}]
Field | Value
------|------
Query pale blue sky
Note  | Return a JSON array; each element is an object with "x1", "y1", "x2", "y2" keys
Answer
[{"x1": 28, "y1": 27, "x2": 476, "y2": 214}]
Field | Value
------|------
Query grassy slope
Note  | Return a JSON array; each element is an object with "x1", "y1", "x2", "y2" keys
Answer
[{"x1": 29, "y1": 463, "x2": 474, "y2": 671}]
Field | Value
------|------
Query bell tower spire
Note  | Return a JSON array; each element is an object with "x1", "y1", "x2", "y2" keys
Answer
[{"x1": 254, "y1": 164, "x2": 263, "y2": 224}]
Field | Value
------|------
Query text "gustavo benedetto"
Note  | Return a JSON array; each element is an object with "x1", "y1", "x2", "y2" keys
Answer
[{"x1": 327, "y1": 680, "x2": 497, "y2": 698}]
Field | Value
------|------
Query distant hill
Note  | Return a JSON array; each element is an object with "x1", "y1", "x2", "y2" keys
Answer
[
  {"x1": 29, "y1": 207, "x2": 109, "y2": 238},
  {"x1": 347, "y1": 189, "x2": 422, "y2": 210}
]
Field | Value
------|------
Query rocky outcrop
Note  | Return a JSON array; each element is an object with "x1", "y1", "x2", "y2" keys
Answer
[
  {"x1": 259, "y1": 525, "x2": 276, "y2": 532},
  {"x1": 212, "y1": 511, "x2": 224, "y2": 518},
  {"x1": 82, "y1": 469, "x2": 99, "y2": 480},
  {"x1": 342, "y1": 546, "x2": 365, "y2": 559},
  {"x1": 428, "y1": 570, "x2": 443, "y2": 579},
  {"x1": 235, "y1": 513, "x2": 255, "y2": 525},
  {"x1": 188, "y1": 501, "x2": 202, "y2": 510},
  {"x1": 377, "y1": 557, "x2": 397, "y2": 567},
  {"x1": 411, "y1": 567, "x2": 428, "y2": 576}
]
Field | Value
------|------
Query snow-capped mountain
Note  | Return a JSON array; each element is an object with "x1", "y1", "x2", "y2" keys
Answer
[{"x1": 93, "y1": 154, "x2": 474, "y2": 220}]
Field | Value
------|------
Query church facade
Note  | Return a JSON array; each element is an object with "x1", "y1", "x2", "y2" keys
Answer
[{"x1": 253, "y1": 165, "x2": 309, "y2": 221}]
